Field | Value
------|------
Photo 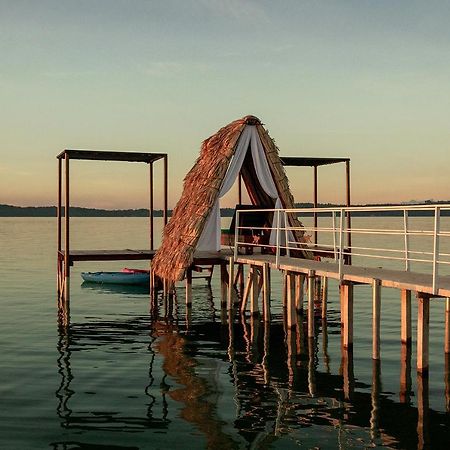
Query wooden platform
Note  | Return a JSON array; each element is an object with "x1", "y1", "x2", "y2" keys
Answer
[{"x1": 235, "y1": 254, "x2": 450, "y2": 298}]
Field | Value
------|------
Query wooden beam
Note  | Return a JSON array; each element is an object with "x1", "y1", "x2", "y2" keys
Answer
[
  {"x1": 372, "y1": 279, "x2": 381, "y2": 360},
  {"x1": 401, "y1": 289, "x2": 412, "y2": 345},
  {"x1": 417, "y1": 293, "x2": 430, "y2": 373}
]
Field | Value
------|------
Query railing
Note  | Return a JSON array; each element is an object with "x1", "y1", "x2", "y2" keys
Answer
[{"x1": 232, "y1": 204, "x2": 450, "y2": 295}]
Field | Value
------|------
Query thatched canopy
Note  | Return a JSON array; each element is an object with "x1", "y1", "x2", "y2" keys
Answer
[{"x1": 152, "y1": 115, "x2": 312, "y2": 281}]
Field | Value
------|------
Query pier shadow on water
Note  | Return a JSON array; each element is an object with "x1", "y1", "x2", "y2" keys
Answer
[{"x1": 54, "y1": 293, "x2": 450, "y2": 450}]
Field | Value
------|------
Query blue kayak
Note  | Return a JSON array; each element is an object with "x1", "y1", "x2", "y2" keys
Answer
[{"x1": 81, "y1": 271, "x2": 150, "y2": 285}]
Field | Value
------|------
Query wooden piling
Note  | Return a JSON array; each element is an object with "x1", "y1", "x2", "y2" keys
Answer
[
  {"x1": 286, "y1": 272, "x2": 296, "y2": 329},
  {"x1": 308, "y1": 270, "x2": 316, "y2": 338},
  {"x1": 401, "y1": 289, "x2": 412, "y2": 345},
  {"x1": 417, "y1": 293, "x2": 430, "y2": 373},
  {"x1": 185, "y1": 268, "x2": 192, "y2": 307},
  {"x1": 262, "y1": 263, "x2": 270, "y2": 322},
  {"x1": 240, "y1": 270, "x2": 252, "y2": 314},
  {"x1": 250, "y1": 266, "x2": 259, "y2": 317},
  {"x1": 342, "y1": 283, "x2": 354, "y2": 349},
  {"x1": 227, "y1": 256, "x2": 235, "y2": 311},
  {"x1": 372, "y1": 279, "x2": 381, "y2": 360},
  {"x1": 445, "y1": 297, "x2": 450, "y2": 354},
  {"x1": 295, "y1": 274, "x2": 304, "y2": 313},
  {"x1": 400, "y1": 343, "x2": 412, "y2": 404},
  {"x1": 64, "y1": 153, "x2": 70, "y2": 304},
  {"x1": 220, "y1": 264, "x2": 228, "y2": 308},
  {"x1": 321, "y1": 276, "x2": 328, "y2": 319}
]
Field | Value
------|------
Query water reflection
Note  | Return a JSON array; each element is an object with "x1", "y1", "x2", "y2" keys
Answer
[{"x1": 56, "y1": 302, "x2": 450, "y2": 449}]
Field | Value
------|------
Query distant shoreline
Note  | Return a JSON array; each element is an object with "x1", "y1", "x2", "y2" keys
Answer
[{"x1": 2, "y1": 202, "x2": 450, "y2": 217}]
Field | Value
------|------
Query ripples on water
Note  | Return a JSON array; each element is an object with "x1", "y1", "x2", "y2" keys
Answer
[{"x1": 1, "y1": 218, "x2": 449, "y2": 449}]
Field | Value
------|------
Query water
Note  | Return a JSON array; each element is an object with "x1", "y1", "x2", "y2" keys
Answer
[{"x1": 0, "y1": 217, "x2": 449, "y2": 449}]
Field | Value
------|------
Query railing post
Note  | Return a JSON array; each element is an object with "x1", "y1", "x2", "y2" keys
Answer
[
  {"x1": 432, "y1": 207, "x2": 440, "y2": 295},
  {"x1": 338, "y1": 209, "x2": 344, "y2": 282},
  {"x1": 284, "y1": 210, "x2": 290, "y2": 257},
  {"x1": 332, "y1": 211, "x2": 337, "y2": 262},
  {"x1": 234, "y1": 210, "x2": 240, "y2": 260},
  {"x1": 403, "y1": 210, "x2": 410, "y2": 271},
  {"x1": 275, "y1": 210, "x2": 281, "y2": 268}
]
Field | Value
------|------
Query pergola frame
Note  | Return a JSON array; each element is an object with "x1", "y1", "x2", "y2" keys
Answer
[
  {"x1": 56, "y1": 149, "x2": 168, "y2": 302},
  {"x1": 280, "y1": 156, "x2": 351, "y2": 258}
]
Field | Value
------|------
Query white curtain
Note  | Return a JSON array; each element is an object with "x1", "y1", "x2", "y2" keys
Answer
[{"x1": 197, "y1": 126, "x2": 291, "y2": 251}]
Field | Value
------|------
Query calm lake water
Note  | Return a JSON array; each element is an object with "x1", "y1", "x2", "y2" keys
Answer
[{"x1": 0, "y1": 217, "x2": 449, "y2": 449}]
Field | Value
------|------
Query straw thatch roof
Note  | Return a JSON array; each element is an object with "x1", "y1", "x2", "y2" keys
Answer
[{"x1": 152, "y1": 115, "x2": 312, "y2": 281}]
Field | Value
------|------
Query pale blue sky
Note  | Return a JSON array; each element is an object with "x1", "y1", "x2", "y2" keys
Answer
[{"x1": 1, "y1": 0, "x2": 449, "y2": 208}]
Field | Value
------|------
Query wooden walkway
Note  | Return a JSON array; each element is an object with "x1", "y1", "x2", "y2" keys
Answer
[{"x1": 235, "y1": 254, "x2": 450, "y2": 297}]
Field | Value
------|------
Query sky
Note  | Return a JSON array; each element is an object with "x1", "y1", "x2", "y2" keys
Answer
[{"x1": 0, "y1": 0, "x2": 449, "y2": 209}]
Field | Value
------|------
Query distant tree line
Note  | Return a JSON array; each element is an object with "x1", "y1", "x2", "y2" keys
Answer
[{"x1": 1, "y1": 202, "x2": 449, "y2": 217}]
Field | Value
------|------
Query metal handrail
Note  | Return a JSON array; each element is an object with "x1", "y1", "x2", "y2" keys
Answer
[{"x1": 232, "y1": 204, "x2": 450, "y2": 295}]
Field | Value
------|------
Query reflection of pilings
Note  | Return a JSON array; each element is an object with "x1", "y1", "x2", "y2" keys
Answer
[
  {"x1": 400, "y1": 344, "x2": 412, "y2": 404},
  {"x1": 250, "y1": 316, "x2": 260, "y2": 363},
  {"x1": 308, "y1": 337, "x2": 316, "y2": 397},
  {"x1": 56, "y1": 324, "x2": 73, "y2": 428},
  {"x1": 262, "y1": 321, "x2": 270, "y2": 385},
  {"x1": 417, "y1": 373, "x2": 430, "y2": 450},
  {"x1": 145, "y1": 335, "x2": 157, "y2": 419},
  {"x1": 341, "y1": 348, "x2": 354, "y2": 401},
  {"x1": 286, "y1": 328, "x2": 297, "y2": 387},
  {"x1": 322, "y1": 319, "x2": 331, "y2": 374},
  {"x1": 370, "y1": 359, "x2": 381, "y2": 443}
]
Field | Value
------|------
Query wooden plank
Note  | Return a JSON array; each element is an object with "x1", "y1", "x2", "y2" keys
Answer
[
  {"x1": 401, "y1": 289, "x2": 412, "y2": 345},
  {"x1": 417, "y1": 294, "x2": 430, "y2": 373},
  {"x1": 373, "y1": 279, "x2": 381, "y2": 360}
]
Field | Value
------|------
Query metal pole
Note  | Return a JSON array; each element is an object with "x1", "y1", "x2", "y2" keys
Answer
[
  {"x1": 313, "y1": 165, "x2": 318, "y2": 245},
  {"x1": 64, "y1": 153, "x2": 70, "y2": 302},
  {"x1": 234, "y1": 210, "x2": 239, "y2": 260},
  {"x1": 275, "y1": 210, "x2": 281, "y2": 268},
  {"x1": 432, "y1": 207, "x2": 440, "y2": 295},
  {"x1": 57, "y1": 158, "x2": 62, "y2": 252},
  {"x1": 403, "y1": 210, "x2": 410, "y2": 271},
  {"x1": 332, "y1": 211, "x2": 337, "y2": 261},
  {"x1": 238, "y1": 173, "x2": 242, "y2": 205},
  {"x1": 345, "y1": 160, "x2": 352, "y2": 265},
  {"x1": 149, "y1": 162, "x2": 154, "y2": 250},
  {"x1": 163, "y1": 155, "x2": 168, "y2": 226},
  {"x1": 338, "y1": 209, "x2": 344, "y2": 282}
]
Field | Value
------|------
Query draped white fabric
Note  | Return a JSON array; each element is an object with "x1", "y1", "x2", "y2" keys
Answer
[{"x1": 196, "y1": 125, "x2": 291, "y2": 251}]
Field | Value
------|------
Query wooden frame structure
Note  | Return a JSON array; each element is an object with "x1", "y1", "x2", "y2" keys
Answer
[
  {"x1": 280, "y1": 157, "x2": 351, "y2": 258},
  {"x1": 57, "y1": 149, "x2": 168, "y2": 303}
]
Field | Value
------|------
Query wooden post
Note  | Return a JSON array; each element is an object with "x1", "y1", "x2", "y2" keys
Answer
[
  {"x1": 295, "y1": 274, "x2": 304, "y2": 313},
  {"x1": 262, "y1": 263, "x2": 270, "y2": 322},
  {"x1": 286, "y1": 272, "x2": 296, "y2": 329},
  {"x1": 57, "y1": 157, "x2": 62, "y2": 298},
  {"x1": 342, "y1": 283, "x2": 354, "y2": 349},
  {"x1": 445, "y1": 297, "x2": 450, "y2": 354},
  {"x1": 64, "y1": 153, "x2": 70, "y2": 303},
  {"x1": 417, "y1": 293, "x2": 430, "y2": 373},
  {"x1": 240, "y1": 269, "x2": 252, "y2": 314},
  {"x1": 281, "y1": 271, "x2": 287, "y2": 309},
  {"x1": 250, "y1": 266, "x2": 259, "y2": 317},
  {"x1": 220, "y1": 263, "x2": 228, "y2": 309},
  {"x1": 227, "y1": 256, "x2": 235, "y2": 312},
  {"x1": 238, "y1": 264, "x2": 245, "y2": 298},
  {"x1": 372, "y1": 279, "x2": 381, "y2": 360},
  {"x1": 321, "y1": 276, "x2": 328, "y2": 319},
  {"x1": 445, "y1": 353, "x2": 450, "y2": 412},
  {"x1": 308, "y1": 271, "x2": 316, "y2": 338},
  {"x1": 313, "y1": 165, "x2": 318, "y2": 245},
  {"x1": 401, "y1": 289, "x2": 412, "y2": 345},
  {"x1": 149, "y1": 162, "x2": 154, "y2": 250},
  {"x1": 185, "y1": 269, "x2": 192, "y2": 308}
]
